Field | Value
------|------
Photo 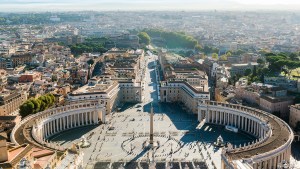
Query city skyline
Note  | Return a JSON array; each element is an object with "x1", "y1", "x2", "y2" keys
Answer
[{"x1": 1, "y1": 0, "x2": 300, "y2": 12}]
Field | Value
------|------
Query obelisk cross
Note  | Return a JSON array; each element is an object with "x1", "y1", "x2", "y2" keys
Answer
[{"x1": 150, "y1": 102, "x2": 154, "y2": 146}]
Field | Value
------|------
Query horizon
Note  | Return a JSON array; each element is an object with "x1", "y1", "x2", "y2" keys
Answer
[{"x1": 1, "y1": 0, "x2": 300, "y2": 12}]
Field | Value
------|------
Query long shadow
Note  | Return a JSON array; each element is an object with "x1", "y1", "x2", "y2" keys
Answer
[
  {"x1": 179, "y1": 123, "x2": 256, "y2": 146},
  {"x1": 129, "y1": 146, "x2": 150, "y2": 163},
  {"x1": 145, "y1": 101, "x2": 256, "y2": 145},
  {"x1": 292, "y1": 142, "x2": 300, "y2": 160},
  {"x1": 118, "y1": 102, "x2": 138, "y2": 112},
  {"x1": 48, "y1": 125, "x2": 99, "y2": 143}
]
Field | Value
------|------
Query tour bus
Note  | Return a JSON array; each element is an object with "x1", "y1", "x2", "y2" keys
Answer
[{"x1": 225, "y1": 125, "x2": 238, "y2": 133}]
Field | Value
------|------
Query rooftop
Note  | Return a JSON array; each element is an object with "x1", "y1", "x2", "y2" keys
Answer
[{"x1": 70, "y1": 79, "x2": 118, "y2": 96}]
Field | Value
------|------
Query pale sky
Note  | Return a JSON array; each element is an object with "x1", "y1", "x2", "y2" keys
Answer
[
  {"x1": 1, "y1": 0, "x2": 300, "y2": 11},
  {"x1": 235, "y1": 0, "x2": 300, "y2": 5}
]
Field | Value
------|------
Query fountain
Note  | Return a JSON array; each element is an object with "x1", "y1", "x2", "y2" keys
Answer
[
  {"x1": 213, "y1": 135, "x2": 225, "y2": 147},
  {"x1": 78, "y1": 136, "x2": 91, "y2": 148}
]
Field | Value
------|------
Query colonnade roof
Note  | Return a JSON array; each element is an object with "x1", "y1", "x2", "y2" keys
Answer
[
  {"x1": 204, "y1": 101, "x2": 293, "y2": 161},
  {"x1": 228, "y1": 112, "x2": 290, "y2": 160}
]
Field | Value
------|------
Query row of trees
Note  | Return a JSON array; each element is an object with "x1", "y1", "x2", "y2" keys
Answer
[
  {"x1": 211, "y1": 52, "x2": 232, "y2": 60},
  {"x1": 70, "y1": 37, "x2": 109, "y2": 56},
  {"x1": 266, "y1": 52, "x2": 300, "y2": 72},
  {"x1": 0, "y1": 13, "x2": 84, "y2": 25},
  {"x1": 19, "y1": 94, "x2": 56, "y2": 118},
  {"x1": 143, "y1": 29, "x2": 202, "y2": 50}
]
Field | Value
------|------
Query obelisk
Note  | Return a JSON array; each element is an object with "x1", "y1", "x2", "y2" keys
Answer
[{"x1": 149, "y1": 102, "x2": 154, "y2": 146}]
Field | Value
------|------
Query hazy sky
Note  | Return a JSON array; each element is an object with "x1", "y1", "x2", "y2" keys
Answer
[{"x1": 1, "y1": 0, "x2": 300, "y2": 11}]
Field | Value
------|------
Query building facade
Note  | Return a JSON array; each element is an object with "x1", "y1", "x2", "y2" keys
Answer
[
  {"x1": 160, "y1": 81, "x2": 210, "y2": 114},
  {"x1": 290, "y1": 104, "x2": 300, "y2": 129},
  {"x1": 0, "y1": 91, "x2": 27, "y2": 116}
]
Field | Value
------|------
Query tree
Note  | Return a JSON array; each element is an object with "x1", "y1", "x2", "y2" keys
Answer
[
  {"x1": 87, "y1": 59, "x2": 94, "y2": 65},
  {"x1": 252, "y1": 65, "x2": 257, "y2": 77},
  {"x1": 19, "y1": 101, "x2": 35, "y2": 118},
  {"x1": 212, "y1": 53, "x2": 218, "y2": 60},
  {"x1": 30, "y1": 99, "x2": 40, "y2": 113},
  {"x1": 289, "y1": 53, "x2": 299, "y2": 61},
  {"x1": 138, "y1": 32, "x2": 151, "y2": 45},
  {"x1": 226, "y1": 51, "x2": 232, "y2": 57},
  {"x1": 257, "y1": 58, "x2": 265, "y2": 65},
  {"x1": 195, "y1": 44, "x2": 203, "y2": 51},
  {"x1": 219, "y1": 54, "x2": 227, "y2": 61},
  {"x1": 244, "y1": 68, "x2": 252, "y2": 76},
  {"x1": 19, "y1": 93, "x2": 56, "y2": 118}
]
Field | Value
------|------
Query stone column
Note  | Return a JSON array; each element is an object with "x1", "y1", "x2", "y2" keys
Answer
[
  {"x1": 42, "y1": 125, "x2": 45, "y2": 138},
  {"x1": 66, "y1": 115, "x2": 69, "y2": 129},
  {"x1": 221, "y1": 111, "x2": 223, "y2": 124},
  {"x1": 50, "y1": 121, "x2": 53, "y2": 135},
  {"x1": 59, "y1": 118, "x2": 63, "y2": 131},
  {"x1": 250, "y1": 120, "x2": 252, "y2": 134},
  {"x1": 45, "y1": 123, "x2": 48, "y2": 137},
  {"x1": 85, "y1": 112, "x2": 88, "y2": 125},
  {"x1": 55, "y1": 119, "x2": 58, "y2": 132},
  {"x1": 226, "y1": 112, "x2": 228, "y2": 125},
  {"x1": 241, "y1": 117, "x2": 244, "y2": 130},
  {"x1": 223, "y1": 112, "x2": 226, "y2": 125},
  {"x1": 197, "y1": 109, "x2": 201, "y2": 121},
  {"x1": 89, "y1": 112, "x2": 92, "y2": 124},
  {"x1": 48, "y1": 122, "x2": 50, "y2": 136},
  {"x1": 244, "y1": 117, "x2": 247, "y2": 131},
  {"x1": 79, "y1": 113, "x2": 81, "y2": 126},
  {"x1": 95, "y1": 111, "x2": 98, "y2": 124},
  {"x1": 70, "y1": 115, "x2": 72, "y2": 128},
  {"x1": 63, "y1": 117, "x2": 66, "y2": 130},
  {"x1": 74, "y1": 114, "x2": 76, "y2": 127}
]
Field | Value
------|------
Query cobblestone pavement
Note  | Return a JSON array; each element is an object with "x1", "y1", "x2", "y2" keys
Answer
[{"x1": 48, "y1": 54, "x2": 255, "y2": 169}]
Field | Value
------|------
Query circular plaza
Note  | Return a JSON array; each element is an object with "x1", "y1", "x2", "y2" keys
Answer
[{"x1": 45, "y1": 102, "x2": 256, "y2": 169}]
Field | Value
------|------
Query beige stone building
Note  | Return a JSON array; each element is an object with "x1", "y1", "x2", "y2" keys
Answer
[
  {"x1": 159, "y1": 52, "x2": 210, "y2": 114},
  {"x1": 289, "y1": 104, "x2": 300, "y2": 129},
  {"x1": 0, "y1": 91, "x2": 27, "y2": 116},
  {"x1": 259, "y1": 88, "x2": 294, "y2": 120},
  {"x1": 235, "y1": 87, "x2": 260, "y2": 105},
  {"x1": 68, "y1": 49, "x2": 145, "y2": 114},
  {"x1": 68, "y1": 77, "x2": 120, "y2": 114},
  {"x1": 160, "y1": 81, "x2": 210, "y2": 114}
]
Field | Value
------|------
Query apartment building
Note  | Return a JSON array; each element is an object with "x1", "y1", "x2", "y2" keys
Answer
[
  {"x1": 19, "y1": 71, "x2": 41, "y2": 83},
  {"x1": 11, "y1": 53, "x2": 34, "y2": 67},
  {"x1": 0, "y1": 90, "x2": 27, "y2": 116}
]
